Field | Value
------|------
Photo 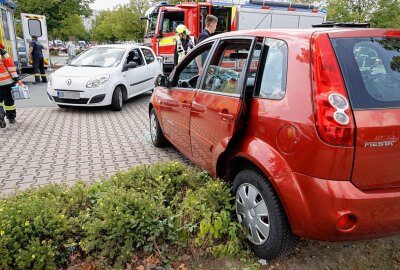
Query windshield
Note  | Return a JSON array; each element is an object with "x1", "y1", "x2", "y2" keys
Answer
[
  {"x1": 145, "y1": 14, "x2": 157, "y2": 38},
  {"x1": 162, "y1": 11, "x2": 184, "y2": 33},
  {"x1": 69, "y1": 47, "x2": 126, "y2": 68}
]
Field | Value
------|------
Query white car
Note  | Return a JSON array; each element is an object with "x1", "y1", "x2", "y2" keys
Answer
[{"x1": 47, "y1": 44, "x2": 162, "y2": 110}]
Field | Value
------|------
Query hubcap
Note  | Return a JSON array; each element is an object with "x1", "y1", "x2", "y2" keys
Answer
[
  {"x1": 236, "y1": 183, "x2": 270, "y2": 245},
  {"x1": 150, "y1": 113, "x2": 157, "y2": 141}
]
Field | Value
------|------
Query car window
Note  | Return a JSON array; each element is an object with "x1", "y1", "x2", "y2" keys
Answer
[
  {"x1": 70, "y1": 47, "x2": 126, "y2": 68},
  {"x1": 142, "y1": 48, "x2": 155, "y2": 64},
  {"x1": 126, "y1": 49, "x2": 145, "y2": 66},
  {"x1": 258, "y1": 39, "x2": 288, "y2": 100},
  {"x1": 203, "y1": 41, "x2": 252, "y2": 96},
  {"x1": 172, "y1": 42, "x2": 214, "y2": 89},
  {"x1": 332, "y1": 37, "x2": 400, "y2": 109}
]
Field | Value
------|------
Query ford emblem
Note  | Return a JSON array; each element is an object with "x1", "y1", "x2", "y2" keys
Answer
[{"x1": 66, "y1": 79, "x2": 72, "y2": 86}]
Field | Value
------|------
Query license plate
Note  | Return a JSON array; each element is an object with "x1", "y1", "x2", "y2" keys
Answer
[{"x1": 57, "y1": 91, "x2": 80, "y2": 99}]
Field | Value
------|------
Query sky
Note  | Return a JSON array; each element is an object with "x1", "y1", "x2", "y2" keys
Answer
[{"x1": 90, "y1": 0, "x2": 131, "y2": 11}]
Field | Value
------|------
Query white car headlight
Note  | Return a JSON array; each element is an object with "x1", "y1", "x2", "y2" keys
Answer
[
  {"x1": 48, "y1": 74, "x2": 54, "y2": 87},
  {"x1": 86, "y1": 74, "x2": 110, "y2": 88}
]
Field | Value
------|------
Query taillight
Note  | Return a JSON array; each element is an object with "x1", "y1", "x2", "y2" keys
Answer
[
  {"x1": 311, "y1": 33, "x2": 355, "y2": 146},
  {"x1": 386, "y1": 30, "x2": 400, "y2": 37}
]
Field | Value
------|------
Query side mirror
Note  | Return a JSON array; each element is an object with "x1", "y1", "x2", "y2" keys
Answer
[
  {"x1": 155, "y1": 74, "x2": 170, "y2": 88},
  {"x1": 123, "y1": 61, "x2": 138, "y2": 71}
]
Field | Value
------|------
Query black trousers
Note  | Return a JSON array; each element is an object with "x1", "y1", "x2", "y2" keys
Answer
[
  {"x1": 32, "y1": 55, "x2": 47, "y2": 82},
  {"x1": 0, "y1": 84, "x2": 16, "y2": 119}
]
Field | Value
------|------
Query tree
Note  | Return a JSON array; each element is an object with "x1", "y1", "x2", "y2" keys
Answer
[
  {"x1": 326, "y1": 0, "x2": 378, "y2": 22},
  {"x1": 52, "y1": 15, "x2": 88, "y2": 41},
  {"x1": 91, "y1": 0, "x2": 150, "y2": 43},
  {"x1": 370, "y1": 0, "x2": 400, "y2": 28},
  {"x1": 14, "y1": 0, "x2": 94, "y2": 40}
]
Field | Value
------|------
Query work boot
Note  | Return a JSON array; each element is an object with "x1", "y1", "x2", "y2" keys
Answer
[
  {"x1": 42, "y1": 79, "x2": 48, "y2": 83},
  {"x1": 0, "y1": 114, "x2": 6, "y2": 128},
  {"x1": 33, "y1": 81, "x2": 41, "y2": 84},
  {"x1": 9, "y1": 118, "x2": 16, "y2": 124}
]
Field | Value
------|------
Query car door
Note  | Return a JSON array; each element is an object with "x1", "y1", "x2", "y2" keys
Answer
[
  {"x1": 158, "y1": 41, "x2": 216, "y2": 158},
  {"x1": 141, "y1": 47, "x2": 161, "y2": 89},
  {"x1": 190, "y1": 37, "x2": 257, "y2": 173},
  {"x1": 124, "y1": 48, "x2": 148, "y2": 96}
]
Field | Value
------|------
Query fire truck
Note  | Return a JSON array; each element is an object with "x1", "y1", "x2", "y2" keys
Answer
[{"x1": 143, "y1": 0, "x2": 326, "y2": 72}]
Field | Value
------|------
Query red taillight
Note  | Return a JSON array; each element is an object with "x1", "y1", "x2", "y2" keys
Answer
[
  {"x1": 287, "y1": 7, "x2": 296, "y2": 11},
  {"x1": 261, "y1": 6, "x2": 270, "y2": 10},
  {"x1": 311, "y1": 33, "x2": 355, "y2": 146},
  {"x1": 386, "y1": 30, "x2": 400, "y2": 37}
]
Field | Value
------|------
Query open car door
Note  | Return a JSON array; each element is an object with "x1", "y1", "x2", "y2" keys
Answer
[{"x1": 189, "y1": 36, "x2": 259, "y2": 173}]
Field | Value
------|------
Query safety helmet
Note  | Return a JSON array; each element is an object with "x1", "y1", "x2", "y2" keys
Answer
[{"x1": 176, "y1": 24, "x2": 190, "y2": 35}]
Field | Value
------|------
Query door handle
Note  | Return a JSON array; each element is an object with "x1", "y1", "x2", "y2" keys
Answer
[
  {"x1": 219, "y1": 112, "x2": 234, "y2": 121},
  {"x1": 182, "y1": 100, "x2": 191, "y2": 109}
]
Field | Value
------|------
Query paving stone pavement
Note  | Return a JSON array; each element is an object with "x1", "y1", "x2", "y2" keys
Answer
[{"x1": 0, "y1": 94, "x2": 188, "y2": 198}]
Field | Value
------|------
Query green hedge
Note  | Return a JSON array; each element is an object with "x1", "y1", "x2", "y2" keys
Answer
[{"x1": 0, "y1": 162, "x2": 249, "y2": 269}]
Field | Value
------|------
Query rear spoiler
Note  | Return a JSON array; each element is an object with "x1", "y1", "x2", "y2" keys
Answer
[{"x1": 312, "y1": 22, "x2": 370, "y2": 28}]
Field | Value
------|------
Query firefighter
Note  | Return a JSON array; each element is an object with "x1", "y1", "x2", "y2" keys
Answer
[
  {"x1": 29, "y1": 35, "x2": 47, "y2": 84},
  {"x1": 174, "y1": 24, "x2": 194, "y2": 66},
  {"x1": 0, "y1": 44, "x2": 23, "y2": 128}
]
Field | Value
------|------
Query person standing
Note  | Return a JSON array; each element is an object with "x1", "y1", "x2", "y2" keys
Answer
[
  {"x1": 0, "y1": 44, "x2": 23, "y2": 127},
  {"x1": 67, "y1": 41, "x2": 77, "y2": 60},
  {"x1": 174, "y1": 24, "x2": 195, "y2": 66},
  {"x1": 198, "y1": 15, "x2": 218, "y2": 44},
  {"x1": 196, "y1": 15, "x2": 218, "y2": 75},
  {"x1": 29, "y1": 35, "x2": 47, "y2": 84}
]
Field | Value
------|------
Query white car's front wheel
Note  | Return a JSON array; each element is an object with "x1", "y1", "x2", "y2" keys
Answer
[{"x1": 111, "y1": 86, "x2": 123, "y2": 111}]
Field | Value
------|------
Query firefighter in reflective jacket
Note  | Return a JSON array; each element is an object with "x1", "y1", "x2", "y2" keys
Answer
[
  {"x1": 0, "y1": 45, "x2": 22, "y2": 128},
  {"x1": 174, "y1": 24, "x2": 194, "y2": 66}
]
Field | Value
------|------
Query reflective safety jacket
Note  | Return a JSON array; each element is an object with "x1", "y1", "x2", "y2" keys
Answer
[
  {"x1": 0, "y1": 48, "x2": 19, "y2": 87},
  {"x1": 174, "y1": 36, "x2": 194, "y2": 65}
]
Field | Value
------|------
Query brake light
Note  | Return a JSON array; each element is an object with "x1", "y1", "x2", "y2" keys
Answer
[
  {"x1": 386, "y1": 30, "x2": 400, "y2": 37},
  {"x1": 287, "y1": 7, "x2": 296, "y2": 11},
  {"x1": 311, "y1": 33, "x2": 355, "y2": 146}
]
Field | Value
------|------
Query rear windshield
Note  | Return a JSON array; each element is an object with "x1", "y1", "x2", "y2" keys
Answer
[{"x1": 332, "y1": 37, "x2": 400, "y2": 110}]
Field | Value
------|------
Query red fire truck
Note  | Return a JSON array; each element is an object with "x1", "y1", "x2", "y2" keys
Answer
[{"x1": 143, "y1": 0, "x2": 326, "y2": 72}]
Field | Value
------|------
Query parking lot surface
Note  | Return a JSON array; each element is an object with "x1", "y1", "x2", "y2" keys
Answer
[{"x1": 0, "y1": 93, "x2": 187, "y2": 197}]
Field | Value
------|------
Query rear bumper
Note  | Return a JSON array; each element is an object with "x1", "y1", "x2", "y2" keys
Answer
[{"x1": 278, "y1": 172, "x2": 400, "y2": 241}]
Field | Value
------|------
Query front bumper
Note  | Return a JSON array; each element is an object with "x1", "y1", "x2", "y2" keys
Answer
[
  {"x1": 278, "y1": 172, "x2": 400, "y2": 241},
  {"x1": 47, "y1": 81, "x2": 115, "y2": 107}
]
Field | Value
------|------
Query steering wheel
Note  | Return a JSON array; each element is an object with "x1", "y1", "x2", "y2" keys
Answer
[{"x1": 177, "y1": 75, "x2": 199, "y2": 88}]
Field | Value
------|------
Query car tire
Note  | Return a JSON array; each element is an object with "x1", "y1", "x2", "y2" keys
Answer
[
  {"x1": 57, "y1": 104, "x2": 69, "y2": 109},
  {"x1": 150, "y1": 108, "x2": 168, "y2": 147},
  {"x1": 233, "y1": 169, "x2": 299, "y2": 260},
  {"x1": 111, "y1": 86, "x2": 123, "y2": 111}
]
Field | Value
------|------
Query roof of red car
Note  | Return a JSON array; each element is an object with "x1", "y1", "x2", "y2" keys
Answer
[{"x1": 207, "y1": 28, "x2": 400, "y2": 40}]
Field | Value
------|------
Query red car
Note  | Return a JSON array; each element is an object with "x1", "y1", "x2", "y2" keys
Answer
[{"x1": 149, "y1": 28, "x2": 400, "y2": 259}]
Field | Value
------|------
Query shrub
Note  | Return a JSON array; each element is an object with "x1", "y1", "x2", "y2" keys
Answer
[
  {"x1": 50, "y1": 50, "x2": 59, "y2": 56},
  {"x1": 0, "y1": 162, "x2": 248, "y2": 269}
]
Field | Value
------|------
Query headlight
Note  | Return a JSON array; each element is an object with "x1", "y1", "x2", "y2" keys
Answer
[
  {"x1": 48, "y1": 74, "x2": 54, "y2": 86},
  {"x1": 86, "y1": 74, "x2": 110, "y2": 88}
]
